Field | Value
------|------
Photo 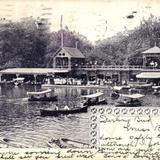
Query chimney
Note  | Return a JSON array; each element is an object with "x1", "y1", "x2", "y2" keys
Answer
[{"x1": 76, "y1": 41, "x2": 78, "y2": 49}]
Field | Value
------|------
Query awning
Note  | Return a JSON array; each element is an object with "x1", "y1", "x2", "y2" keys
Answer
[
  {"x1": 13, "y1": 77, "x2": 25, "y2": 81},
  {"x1": 81, "y1": 92, "x2": 103, "y2": 98},
  {"x1": 136, "y1": 72, "x2": 160, "y2": 79},
  {"x1": 113, "y1": 86, "x2": 123, "y2": 91},
  {"x1": 27, "y1": 89, "x2": 52, "y2": 95},
  {"x1": 0, "y1": 68, "x2": 70, "y2": 75},
  {"x1": 120, "y1": 93, "x2": 145, "y2": 99},
  {"x1": 113, "y1": 85, "x2": 130, "y2": 91}
]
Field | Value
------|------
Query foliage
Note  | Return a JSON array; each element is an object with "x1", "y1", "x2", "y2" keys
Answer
[
  {"x1": 0, "y1": 17, "x2": 49, "y2": 68},
  {"x1": 45, "y1": 28, "x2": 93, "y2": 67},
  {"x1": 90, "y1": 14, "x2": 160, "y2": 66},
  {"x1": 1, "y1": 15, "x2": 160, "y2": 68}
]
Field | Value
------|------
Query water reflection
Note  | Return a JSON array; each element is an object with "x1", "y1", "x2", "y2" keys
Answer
[
  {"x1": 0, "y1": 85, "x2": 159, "y2": 148},
  {"x1": 0, "y1": 85, "x2": 92, "y2": 148}
]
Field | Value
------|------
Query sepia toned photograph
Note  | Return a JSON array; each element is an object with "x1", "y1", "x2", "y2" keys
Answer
[{"x1": 0, "y1": 0, "x2": 159, "y2": 151}]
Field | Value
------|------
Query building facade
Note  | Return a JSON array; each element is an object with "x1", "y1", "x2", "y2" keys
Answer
[
  {"x1": 142, "y1": 45, "x2": 160, "y2": 68},
  {"x1": 53, "y1": 47, "x2": 85, "y2": 68}
]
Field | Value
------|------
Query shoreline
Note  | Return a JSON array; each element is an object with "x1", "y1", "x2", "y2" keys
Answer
[{"x1": 42, "y1": 84, "x2": 111, "y2": 89}]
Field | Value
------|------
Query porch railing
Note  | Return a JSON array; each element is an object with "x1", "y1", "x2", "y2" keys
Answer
[{"x1": 54, "y1": 65, "x2": 160, "y2": 71}]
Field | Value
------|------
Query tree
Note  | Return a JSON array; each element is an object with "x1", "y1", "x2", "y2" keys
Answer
[
  {"x1": 45, "y1": 28, "x2": 93, "y2": 67},
  {"x1": 0, "y1": 17, "x2": 50, "y2": 68}
]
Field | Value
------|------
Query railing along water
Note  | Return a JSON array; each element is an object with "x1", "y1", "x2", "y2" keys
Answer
[{"x1": 55, "y1": 65, "x2": 160, "y2": 71}]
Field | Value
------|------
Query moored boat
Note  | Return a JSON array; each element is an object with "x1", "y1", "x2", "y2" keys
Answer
[
  {"x1": 13, "y1": 77, "x2": 25, "y2": 86},
  {"x1": 82, "y1": 92, "x2": 107, "y2": 106},
  {"x1": 152, "y1": 86, "x2": 160, "y2": 95},
  {"x1": 111, "y1": 85, "x2": 131, "y2": 99},
  {"x1": 129, "y1": 82, "x2": 152, "y2": 89},
  {"x1": 153, "y1": 89, "x2": 160, "y2": 95},
  {"x1": 115, "y1": 93, "x2": 145, "y2": 107},
  {"x1": 27, "y1": 89, "x2": 58, "y2": 102},
  {"x1": 112, "y1": 85, "x2": 131, "y2": 91},
  {"x1": 47, "y1": 138, "x2": 89, "y2": 148},
  {"x1": 0, "y1": 137, "x2": 29, "y2": 148}
]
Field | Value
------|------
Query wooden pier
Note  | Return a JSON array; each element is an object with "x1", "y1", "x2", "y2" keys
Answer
[{"x1": 0, "y1": 65, "x2": 159, "y2": 83}]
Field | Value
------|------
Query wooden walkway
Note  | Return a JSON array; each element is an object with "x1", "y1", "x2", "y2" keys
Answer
[
  {"x1": 0, "y1": 68, "x2": 70, "y2": 75},
  {"x1": 0, "y1": 66, "x2": 160, "y2": 76},
  {"x1": 79, "y1": 65, "x2": 160, "y2": 71}
]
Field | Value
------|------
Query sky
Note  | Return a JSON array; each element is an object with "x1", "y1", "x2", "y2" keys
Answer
[{"x1": 0, "y1": 0, "x2": 160, "y2": 43}]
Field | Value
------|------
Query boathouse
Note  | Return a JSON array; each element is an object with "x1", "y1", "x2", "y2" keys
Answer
[
  {"x1": 53, "y1": 47, "x2": 85, "y2": 68},
  {"x1": 136, "y1": 44, "x2": 160, "y2": 85},
  {"x1": 142, "y1": 44, "x2": 160, "y2": 68}
]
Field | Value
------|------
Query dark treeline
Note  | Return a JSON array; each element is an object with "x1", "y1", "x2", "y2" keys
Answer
[
  {"x1": 0, "y1": 15, "x2": 160, "y2": 68},
  {"x1": 90, "y1": 14, "x2": 160, "y2": 66},
  {"x1": 0, "y1": 17, "x2": 50, "y2": 68},
  {"x1": 0, "y1": 17, "x2": 93, "y2": 68}
]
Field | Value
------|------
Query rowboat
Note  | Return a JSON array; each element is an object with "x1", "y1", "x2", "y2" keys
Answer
[
  {"x1": 13, "y1": 77, "x2": 24, "y2": 86},
  {"x1": 111, "y1": 85, "x2": 131, "y2": 99},
  {"x1": 27, "y1": 89, "x2": 58, "y2": 102},
  {"x1": 81, "y1": 92, "x2": 107, "y2": 106},
  {"x1": 129, "y1": 82, "x2": 152, "y2": 89},
  {"x1": 111, "y1": 91, "x2": 120, "y2": 99},
  {"x1": 40, "y1": 105, "x2": 88, "y2": 117},
  {"x1": 0, "y1": 137, "x2": 29, "y2": 148},
  {"x1": 112, "y1": 85, "x2": 131, "y2": 91},
  {"x1": 115, "y1": 93, "x2": 145, "y2": 107},
  {"x1": 152, "y1": 86, "x2": 160, "y2": 95},
  {"x1": 47, "y1": 138, "x2": 89, "y2": 148}
]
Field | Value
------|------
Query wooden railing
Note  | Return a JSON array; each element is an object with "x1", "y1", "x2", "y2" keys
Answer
[{"x1": 54, "y1": 65, "x2": 160, "y2": 71}]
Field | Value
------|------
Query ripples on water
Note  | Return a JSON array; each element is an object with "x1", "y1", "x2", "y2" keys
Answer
[
  {"x1": 0, "y1": 85, "x2": 94, "y2": 148},
  {"x1": 0, "y1": 85, "x2": 159, "y2": 148}
]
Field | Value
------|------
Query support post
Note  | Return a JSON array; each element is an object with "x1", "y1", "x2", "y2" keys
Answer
[
  {"x1": 143, "y1": 55, "x2": 147, "y2": 68},
  {"x1": 34, "y1": 74, "x2": 37, "y2": 84},
  {"x1": 53, "y1": 57, "x2": 56, "y2": 68},
  {"x1": 68, "y1": 57, "x2": 71, "y2": 69},
  {"x1": 95, "y1": 71, "x2": 98, "y2": 85},
  {"x1": 87, "y1": 72, "x2": 89, "y2": 85},
  {"x1": 0, "y1": 74, "x2": 2, "y2": 82},
  {"x1": 118, "y1": 72, "x2": 121, "y2": 83}
]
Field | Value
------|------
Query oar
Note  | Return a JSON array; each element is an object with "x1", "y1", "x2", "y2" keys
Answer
[{"x1": 61, "y1": 138, "x2": 89, "y2": 146}]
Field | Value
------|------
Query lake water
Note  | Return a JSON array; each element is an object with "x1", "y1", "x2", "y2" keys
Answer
[
  {"x1": 0, "y1": 85, "x2": 159, "y2": 148},
  {"x1": 0, "y1": 85, "x2": 101, "y2": 148}
]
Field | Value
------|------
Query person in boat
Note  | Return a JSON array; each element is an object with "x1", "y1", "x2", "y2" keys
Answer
[
  {"x1": 64, "y1": 105, "x2": 69, "y2": 110},
  {"x1": 44, "y1": 94, "x2": 47, "y2": 99},
  {"x1": 31, "y1": 95, "x2": 34, "y2": 100},
  {"x1": 55, "y1": 104, "x2": 59, "y2": 111},
  {"x1": 123, "y1": 99, "x2": 127, "y2": 104},
  {"x1": 95, "y1": 97, "x2": 99, "y2": 104},
  {"x1": 130, "y1": 98, "x2": 134, "y2": 102},
  {"x1": 37, "y1": 94, "x2": 40, "y2": 99},
  {"x1": 87, "y1": 98, "x2": 91, "y2": 105}
]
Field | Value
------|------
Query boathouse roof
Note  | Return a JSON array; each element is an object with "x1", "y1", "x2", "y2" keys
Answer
[
  {"x1": 142, "y1": 46, "x2": 160, "y2": 54},
  {"x1": 136, "y1": 72, "x2": 160, "y2": 79},
  {"x1": 54, "y1": 47, "x2": 85, "y2": 58},
  {"x1": 0, "y1": 68, "x2": 70, "y2": 75}
]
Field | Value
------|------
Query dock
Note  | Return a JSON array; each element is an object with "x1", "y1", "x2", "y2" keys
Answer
[{"x1": 0, "y1": 65, "x2": 160, "y2": 84}]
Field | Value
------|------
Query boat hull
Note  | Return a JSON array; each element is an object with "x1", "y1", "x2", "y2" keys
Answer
[
  {"x1": 115, "y1": 101, "x2": 142, "y2": 107},
  {"x1": 83, "y1": 100, "x2": 107, "y2": 106},
  {"x1": 111, "y1": 92, "x2": 120, "y2": 99},
  {"x1": 153, "y1": 91, "x2": 160, "y2": 95},
  {"x1": 48, "y1": 138, "x2": 89, "y2": 148},
  {"x1": 28, "y1": 96, "x2": 58, "y2": 102},
  {"x1": 40, "y1": 106, "x2": 88, "y2": 116}
]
